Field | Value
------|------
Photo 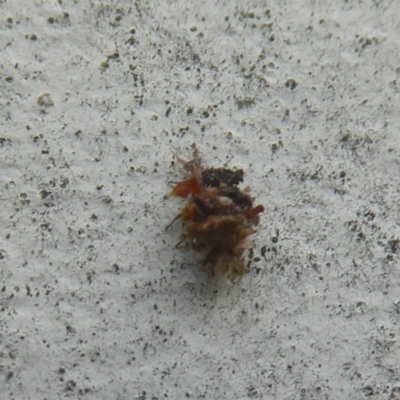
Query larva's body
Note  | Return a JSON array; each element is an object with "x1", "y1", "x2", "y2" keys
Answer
[{"x1": 169, "y1": 144, "x2": 264, "y2": 278}]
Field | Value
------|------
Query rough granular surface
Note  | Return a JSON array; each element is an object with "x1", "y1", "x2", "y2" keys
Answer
[{"x1": 1, "y1": 1, "x2": 400, "y2": 399}]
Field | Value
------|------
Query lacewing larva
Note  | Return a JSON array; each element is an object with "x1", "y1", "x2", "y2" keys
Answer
[{"x1": 168, "y1": 144, "x2": 264, "y2": 278}]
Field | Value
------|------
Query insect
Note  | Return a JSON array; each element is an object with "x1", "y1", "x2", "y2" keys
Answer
[{"x1": 168, "y1": 144, "x2": 264, "y2": 278}]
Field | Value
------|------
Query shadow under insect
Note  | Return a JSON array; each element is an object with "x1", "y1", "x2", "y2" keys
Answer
[{"x1": 168, "y1": 145, "x2": 264, "y2": 278}]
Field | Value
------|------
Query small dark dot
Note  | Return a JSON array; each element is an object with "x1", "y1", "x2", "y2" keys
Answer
[{"x1": 285, "y1": 79, "x2": 297, "y2": 90}]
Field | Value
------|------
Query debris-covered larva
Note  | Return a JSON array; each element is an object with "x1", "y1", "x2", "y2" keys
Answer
[{"x1": 168, "y1": 144, "x2": 264, "y2": 278}]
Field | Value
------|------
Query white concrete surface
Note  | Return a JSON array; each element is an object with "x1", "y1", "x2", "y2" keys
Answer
[{"x1": 1, "y1": 1, "x2": 400, "y2": 399}]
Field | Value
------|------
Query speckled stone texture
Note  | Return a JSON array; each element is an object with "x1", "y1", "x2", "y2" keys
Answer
[{"x1": 1, "y1": 1, "x2": 400, "y2": 399}]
